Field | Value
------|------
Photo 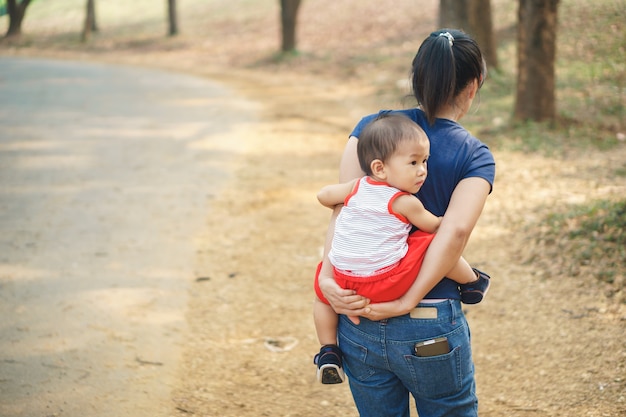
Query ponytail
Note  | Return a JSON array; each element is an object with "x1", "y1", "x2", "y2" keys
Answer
[{"x1": 411, "y1": 29, "x2": 485, "y2": 125}]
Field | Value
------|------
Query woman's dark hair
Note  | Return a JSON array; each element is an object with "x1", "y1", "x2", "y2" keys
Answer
[
  {"x1": 411, "y1": 29, "x2": 486, "y2": 125},
  {"x1": 357, "y1": 112, "x2": 427, "y2": 176}
]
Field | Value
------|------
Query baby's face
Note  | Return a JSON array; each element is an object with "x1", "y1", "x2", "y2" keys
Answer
[{"x1": 383, "y1": 136, "x2": 429, "y2": 194}]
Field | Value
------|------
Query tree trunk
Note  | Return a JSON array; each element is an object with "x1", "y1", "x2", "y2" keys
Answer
[
  {"x1": 168, "y1": 0, "x2": 178, "y2": 36},
  {"x1": 468, "y1": 0, "x2": 498, "y2": 69},
  {"x1": 439, "y1": 0, "x2": 470, "y2": 30},
  {"x1": 81, "y1": 0, "x2": 97, "y2": 42},
  {"x1": 514, "y1": 0, "x2": 560, "y2": 122},
  {"x1": 5, "y1": 0, "x2": 31, "y2": 38},
  {"x1": 280, "y1": 0, "x2": 301, "y2": 53},
  {"x1": 440, "y1": 0, "x2": 498, "y2": 70},
  {"x1": 90, "y1": 0, "x2": 98, "y2": 32}
]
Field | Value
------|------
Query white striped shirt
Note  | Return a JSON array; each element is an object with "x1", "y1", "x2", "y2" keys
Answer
[{"x1": 329, "y1": 176, "x2": 412, "y2": 276}]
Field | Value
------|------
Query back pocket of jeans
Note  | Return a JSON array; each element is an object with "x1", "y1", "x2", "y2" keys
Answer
[
  {"x1": 404, "y1": 346, "x2": 463, "y2": 398},
  {"x1": 339, "y1": 332, "x2": 375, "y2": 381}
]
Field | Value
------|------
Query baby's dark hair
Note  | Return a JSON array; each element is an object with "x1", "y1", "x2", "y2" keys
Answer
[{"x1": 357, "y1": 112, "x2": 427, "y2": 176}]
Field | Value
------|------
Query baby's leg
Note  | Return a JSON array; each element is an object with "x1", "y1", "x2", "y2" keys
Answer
[
  {"x1": 446, "y1": 256, "x2": 479, "y2": 284},
  {"x1": 448, "y1": 258, "x2": 492, "y2": 304},
  {"x1": 313, "y1": 298, "x2": 345, "y2": 384},
  {"x1": 313, "y1": 297, "x2": 339, "y2": 346}
]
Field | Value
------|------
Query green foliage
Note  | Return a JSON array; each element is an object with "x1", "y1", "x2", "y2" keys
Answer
[
  {"x1": 615, "y1": 163, "x2": 626, "y2": 177},
  {"x1": 270, "y1": 49, "x2": 301, "y2": 62},
  {"x1": 530, "y1": 199, "x2": 625, "y2": 295}
]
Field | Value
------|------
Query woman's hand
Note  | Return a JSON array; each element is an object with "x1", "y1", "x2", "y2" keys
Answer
[
  {"x1": 318, "y1": 272, "x2": 370, "y2": 324},
  {"x1": 360, "y1": 298, "x2": 413, "y2": 321}
]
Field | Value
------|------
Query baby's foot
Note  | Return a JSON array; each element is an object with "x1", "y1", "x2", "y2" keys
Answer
[
  {"x1": 313, "y1": 344, "x2": 345, "y2": 384},
  {"x1": 460, "y1": 268, "x2": 491, "y2": 304}
]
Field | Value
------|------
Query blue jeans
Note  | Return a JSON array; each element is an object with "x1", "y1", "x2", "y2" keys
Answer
[{"x1": 337, "y1": 300, "x2": 477, "y2": 417}]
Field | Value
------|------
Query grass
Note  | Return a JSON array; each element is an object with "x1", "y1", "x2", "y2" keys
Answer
[{"x1": 526, "y1": 199, "x2": 626, "y2": 299}]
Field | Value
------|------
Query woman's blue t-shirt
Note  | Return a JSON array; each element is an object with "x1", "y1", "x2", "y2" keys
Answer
[{"x1": 350, "y1": 108, "x2": 496, "y2": 300}]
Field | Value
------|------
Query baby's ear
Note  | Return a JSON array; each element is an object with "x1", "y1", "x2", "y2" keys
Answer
[{"x1": 371, "y1": 159, "x2": 385, "y2": 178}]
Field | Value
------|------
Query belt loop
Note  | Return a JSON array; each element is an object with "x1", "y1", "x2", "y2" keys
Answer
[{"x1": 450, "y1": 299, "x2": 457, "y2": 323}]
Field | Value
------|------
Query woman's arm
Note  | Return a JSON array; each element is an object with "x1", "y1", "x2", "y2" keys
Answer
[
  {"x1": 362, "y1": 176, "x2": 492, "y2": 320},
  {"x1": 317, "y1": 137, "x2": 371, "y2": 319}
]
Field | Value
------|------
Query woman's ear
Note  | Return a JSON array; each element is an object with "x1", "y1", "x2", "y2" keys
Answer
[
  {"x1": 467, "y1": 79, "x2": 479, "y2": 100},
  {"x1": 371, "y1": 159, "x2": 386, "y2": 179}
]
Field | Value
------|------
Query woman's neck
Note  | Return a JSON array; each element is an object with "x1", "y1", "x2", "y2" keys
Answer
[
  {"x1": 434, "y1": 81, "x2": 477, "y2": 122},
  {"x1": 435, "y1": 104, "x2": 464, "y2": 122}
]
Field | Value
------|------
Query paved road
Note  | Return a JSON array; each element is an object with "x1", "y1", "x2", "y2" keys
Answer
[{"x1": 0, "y1": 57, "x2": 258, "y2": 416}]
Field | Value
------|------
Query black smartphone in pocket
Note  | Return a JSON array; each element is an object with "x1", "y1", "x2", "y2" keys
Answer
[{"x1": 414, "y1": 337, "x2": 449, "y2": 357}]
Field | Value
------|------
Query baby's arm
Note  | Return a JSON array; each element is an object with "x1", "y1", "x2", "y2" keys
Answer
[
  {"x1": 317, "y1": 178, "x2": 358, "y2": 208},
  {"x1": 392, "y1": 194, "x2": 441, "y2": 233}
]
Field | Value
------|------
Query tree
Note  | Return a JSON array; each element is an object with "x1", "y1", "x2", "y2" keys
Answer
[
  {"x1": 4, "y1": 0, "x2": 32, "y2": 38},
  {"x1": 167, "y1": 0, "x2": 178, "y2": 36},
  {"x1": 81, "y1": 0, "x2": 98, "y2": 42},
  {"x1": 514, "y1": 0, "x2": 560, "y2": 122},
  {"x1": 439, "y1": 0, "x2": 470, "y2": 29},
  {"x1": 438, "y1": 0, "x2": 498, "y2": 69},
  {"x1": 279, "y1": 0, "x2": 301, "y2": 53},
  {"x1": 468, "y1": 0, "x2": 498, "y2": 69}
]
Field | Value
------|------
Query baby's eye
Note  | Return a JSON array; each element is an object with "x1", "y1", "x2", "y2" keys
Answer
[{"x1": 411, "y1": 160, "x2": 418, "y2": 166}]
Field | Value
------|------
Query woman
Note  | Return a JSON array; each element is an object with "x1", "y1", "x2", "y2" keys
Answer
[{"x1": 317, "y1": 29, "x2": 495, "y2": 416}]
